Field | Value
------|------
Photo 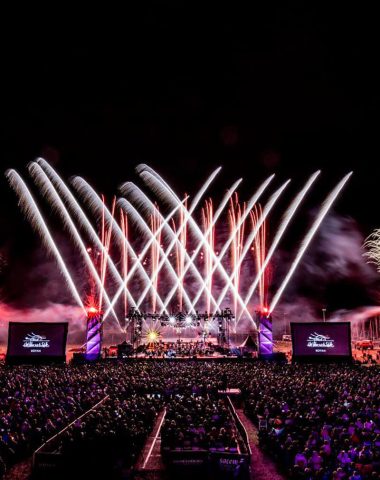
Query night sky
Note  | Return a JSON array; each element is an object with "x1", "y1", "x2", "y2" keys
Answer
[{"x1": 1, "y1": 5, "x2": 379, "y2": 311}]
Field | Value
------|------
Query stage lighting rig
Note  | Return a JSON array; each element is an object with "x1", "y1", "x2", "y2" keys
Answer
[{"x1": 126, "y1": 307, "x2": 235, "y2": 346}]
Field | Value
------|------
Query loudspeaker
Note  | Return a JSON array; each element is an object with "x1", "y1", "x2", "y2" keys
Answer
[
  {"x1": 117, "y1": 342, "x2": 133, "y2": 358},
  {"x1": 258, "y1": 352, "x2": 287, "y2": 362},
  {"x1": 71, "y1": 353, "x2": 87, "y2": 364}
]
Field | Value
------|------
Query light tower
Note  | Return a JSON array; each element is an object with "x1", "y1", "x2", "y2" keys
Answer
[
  {"x1": 257, "y1": 307, "x2": 273, "y2": 357},
  {"x1": 85, "y1": 306, "x2": 103, "y2": 361}
]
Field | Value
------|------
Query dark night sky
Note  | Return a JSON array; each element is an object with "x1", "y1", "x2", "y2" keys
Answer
[{"x1": 0, "y1": 5, "x2": 380, "y2": 309}]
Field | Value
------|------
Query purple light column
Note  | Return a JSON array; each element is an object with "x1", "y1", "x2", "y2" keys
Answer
[
  {"x1": 259, "y1": 314, "x2": 273, "y2": 356},
  {"x1": 85, "y1": 313, "x2": 103, "y2": 361}
]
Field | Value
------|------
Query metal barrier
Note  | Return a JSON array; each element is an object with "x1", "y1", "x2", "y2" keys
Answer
[
  {"x1": 226, "y1": 395, "x2": 252, "y2": 457},
  {"x1": 33, "y1": 394, "x2": 109, "y2": 477}
]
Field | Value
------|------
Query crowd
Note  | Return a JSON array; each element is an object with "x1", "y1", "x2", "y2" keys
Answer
[
  {"x1": 0, "y1": 365, "x2": 106, "y2": 476},
  {"x1": 57, "y1": 392, "x2": 162, "y2": 477},
  {"x1": 161, "y1": 393, "x2": 240, "y2": 452},
  {"x1": 0, "y1": 360, "x2": 378, "y2": 479},
  {"x1": 242, "y1": 363, "x2": 380, "y2": 479}
]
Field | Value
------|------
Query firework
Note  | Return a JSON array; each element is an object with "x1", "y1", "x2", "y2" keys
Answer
[
  {"x1": 36, "y1": 158, "x2": 128, "y2": 310},
  {"x1": 188, "y1": 174, "x2": 276, "y2": 320},
  {"x1": 250, "y1": 205, "x2": 267, "y2": 309},
  {"x1": 5, "y1": 169, "x2": 85, "y2": 313},
  {"x1": 162, "y1": 179, "x2": 242, "y2": 313},
  {"x1": 269, "y1": 171, "x2": 353, "y2": 312},
  {"x1": 364, "y1": 229, "x2": 380, "y2": 271},
  {"x1": 7, "y1": 160, "x2": 352, "y2": 333},
  {"x1": 202, "y1": 198, "x2": 214, "y2": 313},
  {"x1": 27, "y1": 163, "x2": 120, "y2": 327},
  {"x1": 238, "y1": 170, "x2": 321, "y2": 322}
]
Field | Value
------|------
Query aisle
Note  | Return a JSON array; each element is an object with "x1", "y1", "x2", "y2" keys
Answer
[
  {"x1": 232, "y1": 406, "x2": 286, "y2": 480},
  {"x1": 133, "y1": 409, "x2": 167, "y2": 479}
]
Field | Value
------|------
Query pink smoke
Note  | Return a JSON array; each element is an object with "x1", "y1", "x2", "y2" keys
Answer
[{"x1": 0, "y1": 302, "x2": 85, "y2": 346}]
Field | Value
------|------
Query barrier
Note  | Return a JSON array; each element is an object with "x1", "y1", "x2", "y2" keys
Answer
[
  {"x1": 33, "y1": 394, "x2": 109, "y2": 477},
  {"x1": 226, "y1": 395, "x2": 252, "y2": 457}
]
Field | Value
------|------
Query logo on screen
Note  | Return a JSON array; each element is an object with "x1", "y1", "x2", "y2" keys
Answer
[
  {"x1": 307, "y1": 332, "x2": 334, "y2": 349},
  {"x1": 23, "y1": 332, "x2": 50, "y2": 351}
]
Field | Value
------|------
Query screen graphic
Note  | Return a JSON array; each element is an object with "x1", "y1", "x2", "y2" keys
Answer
[
  {"x1": 7, "y1": 322, "x2": 68, "y2": 358},
  {"x1": 291, "y1": 322, "x2": 351, "y2": 358}
]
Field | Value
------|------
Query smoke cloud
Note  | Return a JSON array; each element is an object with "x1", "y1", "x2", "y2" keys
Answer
[
  {"x1": 301, "y1": 214, "x2": 376, "y2": 284},
  {"x1": 0, "y1": 302, "x2": 85, "y2": 347}
]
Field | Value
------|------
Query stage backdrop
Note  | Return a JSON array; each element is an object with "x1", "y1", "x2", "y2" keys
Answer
[
  {"x1": 291, "y1": 322, "x2": 351, "y2": 360},
  {"x1": 7, "y1": 322, "x2": 68, "y2": 363}
]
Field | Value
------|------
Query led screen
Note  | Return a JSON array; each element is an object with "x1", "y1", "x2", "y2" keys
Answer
[
  {"x1": 7, "y1": 322, "x2": 68, "y2": 358},
  {"x1": 291, "y1": 322, "x2": 351, "y2": 358}
]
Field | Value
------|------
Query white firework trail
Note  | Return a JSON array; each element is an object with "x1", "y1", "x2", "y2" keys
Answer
[
  {"x1": 213, "y1": 179, "x2": 291, "y2": 317},
  {"x1": 160, "y1": 178, "x2": 243, "y2": 312},
  {"x1": 35, "y1": 158, "x2": 133, "y2": 307},
  {"x1": 238, "y1": 170, "x2": 321, "y2": 321},
  {"x1": 5, "y1": 169, "x2": 86, "y2": 313},
  {"x1": 188, "y1": 174, "x2": 277, "y2": 318},
  {"x1": 363, "y1": 229, "x2": 380, "y2": 271},
  {"x1": 27, "y1": 163, "x2": 123, "y2": 330},
  {"x1": 139, "y1": 168, "x2": 275, "y2": 321},
  {"x1": 70, "y1": 176, "x2": 169, "y2": 315},
  {"x1": 101, "y1": 194, "x2": 188, "y2": 319},
  {"x1": 118, "y1": 198, "x2": 194, "y2": 311},
  {"x1": 136, "y1": 167, "x2": 223, "y2": 313},
  {"x1": 118, "y1": 186, "x2": 207, "y2": 311},
  {"x1": 269, "y1": 171, "x2": 353, "y2": 313},
  {"x1": 120, "y1": 176, "x2": 237, "y2": 312}
]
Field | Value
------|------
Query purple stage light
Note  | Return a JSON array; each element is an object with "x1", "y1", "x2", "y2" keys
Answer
[{"x1": 85, "y1": 307, "x2": 103, "y2": 361}]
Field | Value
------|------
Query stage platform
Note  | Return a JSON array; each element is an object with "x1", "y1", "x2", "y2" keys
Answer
[
  {"x1": 99, "y1": 355, "x2": 251, "y2": 362},
  {"x1": 69, "y1": 353, "x2": 268, "y2": 364}
]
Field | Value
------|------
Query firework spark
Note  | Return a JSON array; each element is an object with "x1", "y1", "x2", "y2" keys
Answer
[{"x1": 364, "y1": 229, "x2": 380, "y2": 271}]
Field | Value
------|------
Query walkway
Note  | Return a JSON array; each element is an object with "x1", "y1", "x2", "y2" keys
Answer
[
  {"x1": 232, "y1": 405, "x2": 286, "y2": 480},
  {"x1": 133, "y1": 409, "x2": 167, "y2": 479}
]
